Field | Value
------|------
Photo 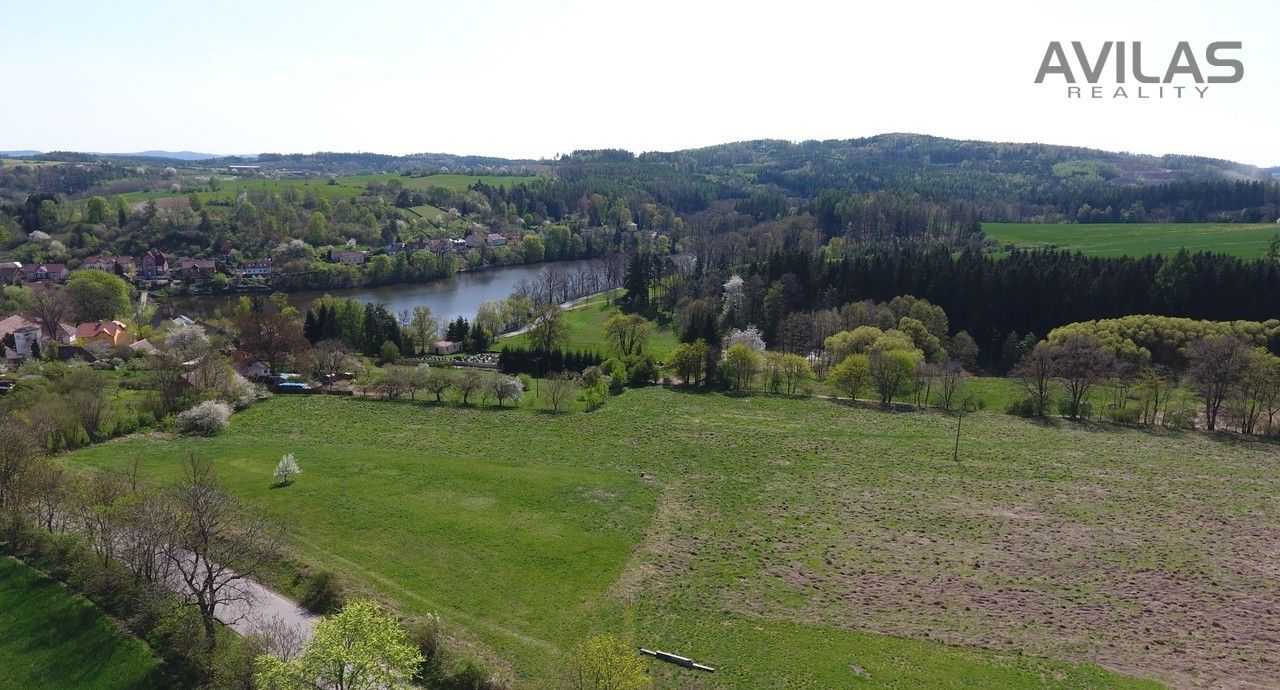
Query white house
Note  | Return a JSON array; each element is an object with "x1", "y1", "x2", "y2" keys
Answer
[{"x1": 433, "y1": 340, "x2": 462, "y2": 355}]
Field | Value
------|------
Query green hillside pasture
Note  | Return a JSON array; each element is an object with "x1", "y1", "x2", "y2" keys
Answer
[
  {"x1": 61, "y1": 390, "x2": 1268, "y2": 687},
  {"x1": 984, "y1": 222, "x2": 1280, "y2": 258},
  {"x1": 501, "y1": 292, "x2": 680, "y2": 361},
  {"x1": 0, "y1": 557, "x2": 166, "y2": 689}
]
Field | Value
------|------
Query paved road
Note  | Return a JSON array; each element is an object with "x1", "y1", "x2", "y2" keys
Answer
[{"x1": 215, "y1": 574, "x2": 318, "y2": 640}]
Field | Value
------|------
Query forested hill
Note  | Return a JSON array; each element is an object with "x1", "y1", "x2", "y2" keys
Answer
[
  {"x1": 560, "y1": 134, "x2": 1278, "y2": 223},
  {"x1": 6, "y1": 133, "x2": 1279, "y2": 229}
]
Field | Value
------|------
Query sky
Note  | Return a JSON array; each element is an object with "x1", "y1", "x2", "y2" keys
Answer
[{"x1": 2, "y1": 0, "x2": 1277, "y2": 165}]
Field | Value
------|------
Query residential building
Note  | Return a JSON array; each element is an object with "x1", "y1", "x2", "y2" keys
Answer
[
  {"x1": 242, "y1": 259, "x2": 273, "y2": 277},
  {"x1": 486, "y1": 233, "x2": 508, "y2": 246},
  {"x1": 177, "y1": 257, "x2": 218, "y2": 279},
  {"x1": 0, "y1": 261, "x2": 21, "y2": 284},
  {"x1": 140, "y1": 250, "x2": 168, "y2": 279},
  {"x1": 434, "y1": 340, "x2": 462, "y2": 355},
  {"x1": 20, "y1": 263, "x2": 68, "y2": 282},
  {"x1": 74, "y1": 320, "x2": 130, "y2": 347},
  {"x1": 332, "y1": 250, "x2": 366, "y2": 266}
]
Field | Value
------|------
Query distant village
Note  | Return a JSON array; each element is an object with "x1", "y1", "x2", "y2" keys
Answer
[{"x1": 0, "y1": 227, "x2": 526, "y2": 294}]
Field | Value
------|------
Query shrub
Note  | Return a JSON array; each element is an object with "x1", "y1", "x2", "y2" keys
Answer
[
  {"x1": 175, "y1": 400, "x2": 232, "y2": 436},
  {"x1": 1006, "y1": 397, "x2": 1045, "y2": 418},
  {"x1": 1163, "y1": 406, "x2": 1197, "y2": 429},
  {"x1": 409, "y1": 614, "x2": 447, "y2": 683},
  {"x1": 298, "y1": 570, "x2": 344, "y2": 614},
  {"x1": 443, "y1": 658, "x2": 508, "y2": 690},
  {"x1": 1106, "y1": 405, "x2": 1142, "y2": 425}
]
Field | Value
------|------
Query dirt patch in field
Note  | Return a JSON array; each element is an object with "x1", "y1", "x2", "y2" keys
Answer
[
  {"x1": 640, "y1": 413, "x2": 1280, "y2": 689},
  {"x1": 608, "y1": 484, "x2": 697, "y2": 602}
]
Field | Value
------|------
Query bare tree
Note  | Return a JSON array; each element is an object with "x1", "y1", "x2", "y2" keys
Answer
[
  {"x1": 0, "y1": 419, "x2": 38, "y2": 527},
  {"x1": 1013, "y1": 342, "x2": 1055, "y2": 417},
  {"x1": 164, "y1": 455, "x2": 282, "y2": 655},
  {"x1": 75, "y1": 471, "x2": 128, "y2": 567},
  {"x1": 937, "y1": 359, "x2": 969, "y2": 411},
  {"x1": 454, "y1": 369, "x2": 483, "y2": 405},
  {"x1": 119, "y1": 488, "x2": 173, "y2": 585},
  {"x1": 26, "y1": 459, "x2": 68, "y2": 533},
  {"x1": 313, "y1": 339, "x2": 355, "y2": 378},
  {"x1": 237, "y1": 310, "x2": 308, "y2": 373},
  {"x1": 423, "y1": 367, "x2": 454, "y2": 403},
  {"x1": 1185, "y1": 336, "x2": 1250, "y2": 431},
  {"x1": 1049, "y1": 335, "x2": 1116, "y2": 419},
  {"x1": 25, "y1": 284, "x2": 69, "y2": 340},
  {"x1": 543, "y1": 372, "x2": 579, "y2": 413}
]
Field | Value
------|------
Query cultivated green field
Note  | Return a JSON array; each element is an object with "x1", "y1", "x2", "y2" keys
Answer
[
  {"x1": 68, "y1": 386, "x2": 1280, "y2": 687},
  {"x1": 984, "y1": 222, "x2": 1280, "y2": 258},
  {"x1": 0, "y1": 557, "x2": 167, "y2": 689},
  {"x1": 342, "y1": 173, "x2": 537, "y2": 192},
  {"x1": 501, "y1": 292, "x2": 680, "y2": 360}
]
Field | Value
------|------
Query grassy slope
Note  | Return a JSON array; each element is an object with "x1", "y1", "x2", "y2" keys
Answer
[
  {"x1": 0, "y1": 557, "x2": 167, "y2": 690},
  {"x1": 984, "y1": 222, "x2": 1279, "y2": 258},
  {"x1": 62, "y1": 391, "x2": 1232, "y2": 688},
  {"x1": 501, "y1": 293, "x2": 680, "y2": 360}
]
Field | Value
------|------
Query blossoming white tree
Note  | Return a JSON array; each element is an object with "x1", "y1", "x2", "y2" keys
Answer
[{"x1": 273, "y1": 453, "x2": 301, "y2": 486}]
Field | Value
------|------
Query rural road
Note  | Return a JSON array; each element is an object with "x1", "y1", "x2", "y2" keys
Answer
[
  {"x1": 499, "y1": 291, "x2": 609, "y2": 339},
  {"x1": 214, "y1": 573, "x2": 318, "y2": 640}
]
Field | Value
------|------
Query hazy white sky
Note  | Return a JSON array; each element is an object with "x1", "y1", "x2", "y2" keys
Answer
[{"x1": 3, "y1": 0, "x2": 1277, "y2": 164}]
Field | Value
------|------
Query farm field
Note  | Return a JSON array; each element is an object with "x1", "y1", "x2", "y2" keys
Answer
[
  {"x1": 0, "y1": 557, "x2": 167, "y2": 689},
  {"x1": 983, "y1": 222, "x2": 1280, "y2": 258},
  {"x1": 501, "y1": 291, "x2": 680, "y2": 360},
  {"x1": 341, "y1": 173, "x2": 537, "y2": 192},
  {"x1": 65, "y1": 387, "x2": 1280, "y2": 687}
]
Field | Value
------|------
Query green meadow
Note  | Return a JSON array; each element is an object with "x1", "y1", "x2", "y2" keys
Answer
[
  {"x1": 983, "y1": 222, "x2": 1280, "y2": 258},
  {"x1": 0, "y1": 557, "x2": 167, "y2": 689},
  {"x1": 500, "y1": 292, "x2": 680, "y2": 360},
  {"x1": 63, "y1": 384, "x2": 1280, "y2": 687}
]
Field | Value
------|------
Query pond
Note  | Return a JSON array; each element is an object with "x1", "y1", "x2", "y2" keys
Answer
[{"x1": 158, "y1": 258, "x2": 604, "y2": 323}]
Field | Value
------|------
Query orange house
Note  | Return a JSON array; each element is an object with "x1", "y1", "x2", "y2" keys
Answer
[{"x1": 75, "y1": 320, "x2": 130, "y2": 347}]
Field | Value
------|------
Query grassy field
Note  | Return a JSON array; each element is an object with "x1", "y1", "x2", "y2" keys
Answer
[
  {"x1": 337, "y1": 172, "x2": 536, "y2": 193},
  {"x1": 984, "y1": 222, "x2": 1280, "y2": 258},
  {"x1": 66, "y1": 386, "x2": 1280, "y2": 687},
  {"x1": 0, "y1": 557, "x2": 167, "y2": 689},
  {"x1": 501, "y1": 292, "x2": 680, "y2": 360}
]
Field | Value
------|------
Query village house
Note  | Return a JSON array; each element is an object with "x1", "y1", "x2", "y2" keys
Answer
[
  {"x1": 465, "y1": 233, "x2": 486, "y2": 249},
  {"x1": 332, "y1": 250, "x2": 366, "y2": 266},
  {"x1": 0, "y1": 316, "x2": 46, "y2": 361},
  {"x1": 81, "y1": 255, "x2": 135, "y2": 276},
  {"x1": 20, "y1": 263, "x2": 69, "y2": 282},
  {"x1": 140, "y1": 249, "x2": 168, "y2": 279},
  {"x1": 0, "y1": 314, "x2": 74, "y2": 348},
  {"x1": 0, "y1": 261, "x2": 22, "y2": 284},
  {"x1": 232, "y1": 351, "x2": 273, "y2": 379},
  {"x1": 177, "y1": 257, "x2": 218, "y2": 279},
  {"x1": 82, "y1": 255, "x2": 119, "y2": 272},
  {"x1": 129, "y1": 339, "x2": 160, "y2": 356},
  {"x1": 74, "y1": 320, "x2": 130, "y2": 347},
  {"x1": 242, "y1": 259, "x2": 273, "y2": 277},
  {"x1": 486, "y1": 232, "x2": 508, "y2": 246},
  {"x1": 433, "y1": 340, "x2": 462, "y2": 355}
]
